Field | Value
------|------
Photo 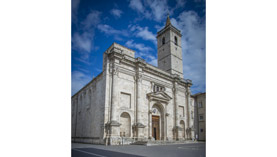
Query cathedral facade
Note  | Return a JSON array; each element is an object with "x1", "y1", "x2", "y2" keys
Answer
[{"x1": 71, "y1": 17, "x2": 196, "y2": 145}]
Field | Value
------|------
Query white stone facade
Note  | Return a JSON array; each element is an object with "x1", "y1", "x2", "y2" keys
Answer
[{"x1": 71, "y1": 17, "x2": 196, "y2": 145}]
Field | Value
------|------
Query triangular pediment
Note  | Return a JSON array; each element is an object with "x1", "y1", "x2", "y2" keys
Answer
[{"x1": 147, "y1": 91, "x2": 172, "y2": 102}]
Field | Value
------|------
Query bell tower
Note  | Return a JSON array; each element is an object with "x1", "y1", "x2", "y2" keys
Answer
[{"x1": 157, "y1": 16, "x2": 183, "y2": 78}]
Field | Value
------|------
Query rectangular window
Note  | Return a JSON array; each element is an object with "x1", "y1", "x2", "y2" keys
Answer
[
  {"x1": 198, "y1": 102, "x2": 203, "y2": 108},
  {"x1": 153, "y1": 84, "x2": 165, "y2": 92},
  {"x1": 199, "y1": 115, "x2": 204, "y2": 121}
]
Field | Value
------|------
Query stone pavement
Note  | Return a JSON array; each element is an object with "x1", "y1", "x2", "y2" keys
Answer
[{"x1": 72, "y1": 142, "x2": 206, "y2": 157}]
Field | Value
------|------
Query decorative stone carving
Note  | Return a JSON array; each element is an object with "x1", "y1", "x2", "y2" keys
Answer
[
  {"x1": 172, "y1": 87, "x2": 176, "y2": 92},
  {"x1": 113, "y1": 66, "x2": 119, "y2": 76},
  {"x1": 166, "y1": 113, "x2": 170, "y2": 116},
  {"x1": 137, "y1": 74, "x2": 142, "y2": 82},
  {"x1": 109, "y1": 63, "x2": 113, "y2": 74},
  {"x1": 146, "y1": 91, "x2": 172, "y2": 103}
]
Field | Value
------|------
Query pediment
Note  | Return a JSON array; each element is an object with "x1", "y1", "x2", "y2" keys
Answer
[{"x1": 147, "y1": 91, "x2": 172, "y2": 102}]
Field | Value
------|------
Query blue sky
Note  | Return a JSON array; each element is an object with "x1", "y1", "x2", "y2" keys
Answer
[{"x1": 71, "y1": 0, "x2": 206, "y2": 95}]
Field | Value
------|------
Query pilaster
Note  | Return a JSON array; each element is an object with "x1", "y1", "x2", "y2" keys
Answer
[
  {"x1": 172, "y1": 81, "x2": 180, "y2": 140},
  {"x1": 134, "y1": 59, "x2": 146, "y2": 139},
  {"x1": 185, "y1": 84, "x2": 192, "y2": 140},
  {"x1": 111, "y1": 63, "x2": 119, "y2": 122}
]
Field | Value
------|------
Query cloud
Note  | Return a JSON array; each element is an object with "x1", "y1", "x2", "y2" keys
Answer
[
  {"x1": 72, "y1": 10, "x2": 101, "y2": 63},
  {"x1": 170, "y1": 11, "x2": 206, "y2": 93},
  {"x1": 71, "y1": 71, "x2": 92, "y2": 95},
  {"x1": 147, "y1": 55, "x2": 158, "y2": 66},
  {"x1": 129, "y1": 0, "x2": 169, "y2": 22},
  {"x1": 136, "y1": 27, "x2": 156, "y2": 44},
  {"x1": 97, "y1": 24, "x2": 128, "y2": 41},
  {"x1": 128, "y1": 25, "x2": 156, "y2": 44},
  {"x1": 72, "y1": 32, "x2": 92, "y2": 53},
  {"x1": 125, "y1": 40, "x2": 153, "y2": 52},
  {"x1": 174, "y1": 0, "x2": 186, "y2": 10},
  {"x1": 128, "y1": 0, "x2": 187, "y2": 23},
  {"x1": 129, "y1": 0, "x2": 144, "y2": 13},
  {"x1": 72, "y1": 0, "x2": 80, "y2": 24},
  {"x1": 82, "y1": 11, "x2": 101, "y2": 30},
  {"x1": 125, "y1": 40, "x2": 157, "y2": 66},
  {"x1": 154, "y1": 24, "x2": 164, "y2": 31},
  {"x1": 110, "y1": 9, "x2": 123, "y2": 18},
  {"x1": 136, "y1": 51, "x2": 157, "y2": 67},
  {"x1": 145, "y1": 0, "x2": 169, "y2": 21}
]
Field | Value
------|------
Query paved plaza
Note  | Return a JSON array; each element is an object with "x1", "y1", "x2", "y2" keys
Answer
[{"x1": 72, "y1": 142, "x2": 206, "y2": 157}]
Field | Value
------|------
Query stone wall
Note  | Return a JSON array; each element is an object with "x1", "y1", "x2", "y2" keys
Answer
[
  {"x1": 71, "y1": 72, "x2": 106, "y2": 144},
  {"x1": 192, "y1": 93, "x2": 206, "y2": 141}
]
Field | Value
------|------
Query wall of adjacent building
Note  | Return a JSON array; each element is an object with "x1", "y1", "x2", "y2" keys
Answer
[
  {"x1": 193, "y1": 93, "x2": 206, "y2": 141},
  {"x1": 71, "y1": 72, "x2": 106, "y2": 144}
]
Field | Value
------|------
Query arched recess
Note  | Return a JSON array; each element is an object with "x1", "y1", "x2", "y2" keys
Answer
[
  {"x1": 162, "y1": 37, "x2": 165, "y2": 45},
  {"x1": 120, "y1": 112, "x2": 131, "y2": 137},
  {"x1": 151, "y1": 103, "x2": 165, "y2": 140},
  {"x1": 174, "y1": 36, "x2": 178, "y2": 45},
  {"x1": 180, "y1": 120, "x2": 185, "y2": 138}
]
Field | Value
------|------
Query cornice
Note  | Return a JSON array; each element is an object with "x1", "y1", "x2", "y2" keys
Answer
[
  {"x1": 157, "y1": 24, "x2": 182, "y2": 37},
  {"x1": 107, "y1": 49, "x2": 192, "y2": 87}
]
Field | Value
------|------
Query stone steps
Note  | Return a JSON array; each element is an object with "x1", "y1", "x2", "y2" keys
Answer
[
  {"x1": 131, "y1": 141, "x2": 148, "y2": 145},
  {"x1": 131, "y1": 140, "x2": 197, "y2": 146}
]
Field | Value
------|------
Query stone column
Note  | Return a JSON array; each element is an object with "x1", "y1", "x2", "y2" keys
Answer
[
  {"x1": 165, "y1": 103, "x2": 168, "y2": 141},
  {"x1": 185, "y1": 84, "x2": 191, "y2": 140},
  {"x1": 173, "y1": 82, "x2": 181, "y2": 140},
  {"x1": 148, "y1": 108, "x2": 154, "y2": 140},
  {"x1": 135, "y1": 72, "x2": 145, "y2": 139},
  {"x1": 108, "y1": 64, "x2": 121, "y2": 144},
  {"x1": 111, "y1": 65, "x2": 118, "y2": 122},
  {"x1": 136, "y1": 73, "x2": 142, "y2": 123}
]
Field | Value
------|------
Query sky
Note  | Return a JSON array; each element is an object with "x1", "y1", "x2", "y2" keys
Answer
[{"x1": 71, "y1": 0, "x2": 206, "y2": 96}]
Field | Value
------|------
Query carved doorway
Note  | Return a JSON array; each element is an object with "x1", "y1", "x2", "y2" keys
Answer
[{"x1": 152, "y1": 115, "x2": 160, "y2": 140}]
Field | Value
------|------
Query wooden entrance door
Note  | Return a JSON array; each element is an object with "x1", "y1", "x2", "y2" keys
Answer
[{"x1": 152, "y1": 115, "x2": 160, "y2": 140}]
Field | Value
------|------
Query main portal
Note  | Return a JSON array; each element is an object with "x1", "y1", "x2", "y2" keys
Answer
[{"x1": 152, "y1": 115, "x2": 160, "y2": 140}]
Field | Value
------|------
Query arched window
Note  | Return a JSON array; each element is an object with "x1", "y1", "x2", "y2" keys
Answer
[
  {"x1": 174, "y1": 36, "x2": 178, "y2": 45},
  {"x1": 162, "y1": 37, "x2": 165, "y2": 45}
]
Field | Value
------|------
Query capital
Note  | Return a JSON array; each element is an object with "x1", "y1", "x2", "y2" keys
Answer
[{"x1": 112, "y1": 67, "x2": 119, "y2": 76}]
